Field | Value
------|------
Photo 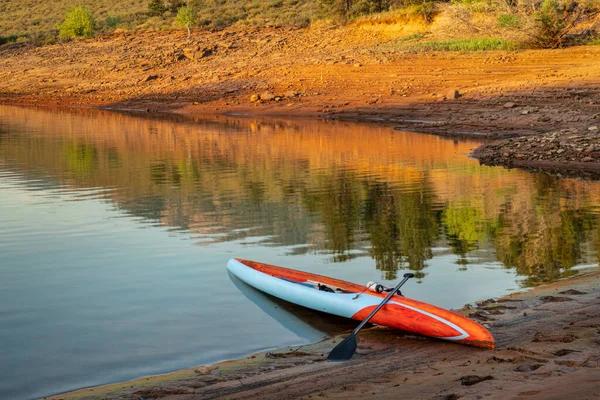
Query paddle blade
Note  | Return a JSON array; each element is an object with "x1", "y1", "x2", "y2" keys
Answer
[{"x1": 327, "y1": 334, "x2": 357, "y2": 362}]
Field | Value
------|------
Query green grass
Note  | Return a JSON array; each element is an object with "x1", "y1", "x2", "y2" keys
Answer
[
  {"x1": 397, "y1": 32, "x2": 427, "y2": 43},
  {"x1": 410, "y1": 38, "x2": 522, "y2": 52}
]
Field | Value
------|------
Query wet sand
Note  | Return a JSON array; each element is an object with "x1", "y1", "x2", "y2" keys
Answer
[{"x1": 47, "y1": 270, "x2": 599, "y2": 400}]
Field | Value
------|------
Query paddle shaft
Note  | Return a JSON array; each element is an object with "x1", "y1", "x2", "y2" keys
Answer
[{"x1": 350, "y1": 274, "x2": 413, "y2": 335}]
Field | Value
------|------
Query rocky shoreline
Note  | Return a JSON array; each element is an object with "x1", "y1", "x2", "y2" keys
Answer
[{"x1": 473, "y1": 128, "x2": 600, "y2": 180}]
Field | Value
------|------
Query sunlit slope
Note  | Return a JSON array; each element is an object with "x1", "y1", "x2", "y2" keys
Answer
[{"x1": 0, "y1": 0, "x2": 147, "y2": 37}]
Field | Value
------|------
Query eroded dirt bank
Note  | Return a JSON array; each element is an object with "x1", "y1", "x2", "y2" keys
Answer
[
  {"x1": 1, "y1": 26, "x2": 600, "y2": 177},
  {"x1": 47, "y1": 271, "x2": 600, "y2": 400}
]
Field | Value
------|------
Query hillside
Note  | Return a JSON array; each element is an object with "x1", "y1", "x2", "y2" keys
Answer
[
  {"x1": 0, "y1": 0, "x2": 319, "y2": 40},
  {"x1": 0, "y1": 0, "x2": 147, "y2": 38},
  {"x1": 2, "y1": 0, "x2": 599, "y2": 49}
]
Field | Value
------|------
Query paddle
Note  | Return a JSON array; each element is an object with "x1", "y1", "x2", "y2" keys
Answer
[{"x1": 327, "y1": 272, "x2": 415, "y2": 362}]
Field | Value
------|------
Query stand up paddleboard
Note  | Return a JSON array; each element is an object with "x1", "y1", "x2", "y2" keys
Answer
[{"x1": 227, "y1": 258, "x2": 494, "y2": 349}]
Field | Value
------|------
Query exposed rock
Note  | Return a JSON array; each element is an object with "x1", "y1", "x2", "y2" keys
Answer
[
  {"x1": 504, "y1": 102, "x2": 516, "y2": 108},
  {"x1": 260, "y1": 91, "x2": 275, "y2": 101},
  {"x1": 473, "y1": 129, "x2": 600, "y2": 178},
  {"x1": 183, "y1": 46, "x2": 215, "y2": 61},
  {"x1": 459, "y1": 375, "x2": 494, "y2": 386},
  {"x1": 448, "y1": 89, "x2": 460, "y2": 100},
  {"x1": 144, "y1": 75, "x2": 158, "y2": 82}
]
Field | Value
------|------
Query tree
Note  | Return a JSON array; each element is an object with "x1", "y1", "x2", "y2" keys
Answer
[
  {"x1": 175, "y1": 6, "x2": 197, "y2": 38},
  {"x1": 148, "y1": 0, "x2": 167, "y2": 17},
  {"x1": 58, "y1": 6, "x2": 96, "y2": 38}
]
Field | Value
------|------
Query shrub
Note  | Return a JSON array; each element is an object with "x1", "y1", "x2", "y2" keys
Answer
[
  {"x1": 175, "y1": 6, "x2": 197, "y2": 37},
  {"x1": 533, "y1": 0, "x2": 583, "y2": 48},
  {"x1": 0, "y1": 35, "x2": 19, "y2": 46},
  {"x1": 497, "y1": 13, "x2": 520, "y2": 29},
  {"x1": 58, "y1": 6, "x2": 96, "y2": 39},
  {"x1": 148, "y1": 0, "x2": 168, "y2": 17},
  {"x1": 167, "y1": 0, "x2": 186, "y2": 13},
  {"x1": 105, "y1": 15, "x2": 122, "y2": 30}
]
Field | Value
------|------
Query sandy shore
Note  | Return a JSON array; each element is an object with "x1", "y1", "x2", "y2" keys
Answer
[{"x1": 46, "y1": 270, "x2": 599, "y2": 400}]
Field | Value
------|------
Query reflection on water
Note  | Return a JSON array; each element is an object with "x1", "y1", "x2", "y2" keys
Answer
[
  {"x1": 1, "y1": 106, "x2": 598, "y2": 282},
  {"x1": 0, "y1": 105, "x2": 599, "y2": 399}
]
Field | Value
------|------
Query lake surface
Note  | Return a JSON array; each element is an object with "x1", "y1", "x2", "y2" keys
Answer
[{"x1": 0, "y1": 105, "x2": 599, "y2": 399}]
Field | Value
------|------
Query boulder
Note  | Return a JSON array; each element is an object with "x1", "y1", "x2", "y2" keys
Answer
[{"x1": 260, "y1": 92, "x2": 275, "y2": 101}]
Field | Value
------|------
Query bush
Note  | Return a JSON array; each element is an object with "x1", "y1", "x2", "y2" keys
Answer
[
  {"x1": 0, "y1": 35, "x2": 19, "y2": 46},
  {"x1": 105, "y1": 15, "x2": 122, "y2": 31},
  {"x1": 58, "y1": 6, "x2": 96, "y2": 39},
  {"x1": 148, "y1": 0, "x2": 168, "y2": 17},
  {"x1": 532, "y1": 0, "x2": 592, "y2": 48},
  {"x1": 167, "y1": 0, "x2": 186, "y2": 13},
  {"x1": 497, "y1": 13, "x2": 521, "y2": 29}
]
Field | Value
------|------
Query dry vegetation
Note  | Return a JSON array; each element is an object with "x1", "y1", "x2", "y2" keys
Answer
[
  {"x1": 0, "y1": 0, "x2": 147, "y2": 39},
  {"x1": 1, "y1": 0, "x2": 599, "y2": 49}
]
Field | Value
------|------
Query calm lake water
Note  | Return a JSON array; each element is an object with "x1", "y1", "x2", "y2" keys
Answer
[{"x1": 1, "y1": 105, "x2": 599, "y2": 399}]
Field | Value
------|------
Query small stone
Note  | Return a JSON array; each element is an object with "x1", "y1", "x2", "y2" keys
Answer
[
  {"x1": 250, "y1": 94, "x2": 260, "y2": 102},
  {"x1": 144, "y1": 75, "x2": 158, "y2": 82},
  {"x1": 582, "y1": 157, "x2": 594, "y2": 162},
  {"x1": 353, "y1": 63, "x2": 362, "y2": 68},
  {"x1": 521, "y1": 110, "x2": 530, "y2": 115},
  {"x1": 504, "y1": 102, "x2": 516, "y2": 108},
  {"x1": 448, "y1": 89, "x2": 460, "y2": 99},
  {"x1": 588, "y1": 126, "x2": 599, "y2": 131}
]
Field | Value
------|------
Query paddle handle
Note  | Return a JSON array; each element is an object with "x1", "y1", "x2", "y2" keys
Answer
[{"x1": 351, "y1": 273, "x2": 414, "y2": 335}]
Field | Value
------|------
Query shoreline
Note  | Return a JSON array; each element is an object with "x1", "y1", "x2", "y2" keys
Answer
[
  {"x1": 1, "y1": 26, "x2": 600, "y2": 179},
  {"x1": 46, "y1": 269, "x2": 600, "y2": 400}
]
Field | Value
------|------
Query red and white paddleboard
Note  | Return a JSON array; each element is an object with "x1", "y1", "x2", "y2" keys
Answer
[{"x1": 227, "y1": 258, "x2": 494, "y2": 349}]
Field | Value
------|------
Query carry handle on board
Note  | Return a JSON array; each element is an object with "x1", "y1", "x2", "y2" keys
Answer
[{"x1": 327, "y1": 273, "x2": 415, "y2": 362}]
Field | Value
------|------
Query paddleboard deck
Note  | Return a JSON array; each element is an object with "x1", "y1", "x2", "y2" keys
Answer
[{"x1": 227, "y1": 258, "x2": 494, "y2": 349}]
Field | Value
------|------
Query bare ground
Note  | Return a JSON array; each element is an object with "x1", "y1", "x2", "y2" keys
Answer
[{"x1": 47, "y1": 270, "x2": 600, "y2": 400}]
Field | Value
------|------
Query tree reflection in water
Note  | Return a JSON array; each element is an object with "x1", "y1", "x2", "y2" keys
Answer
[{"x1": 1, "y1": 105, "x2": 599, "y2": 286}]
